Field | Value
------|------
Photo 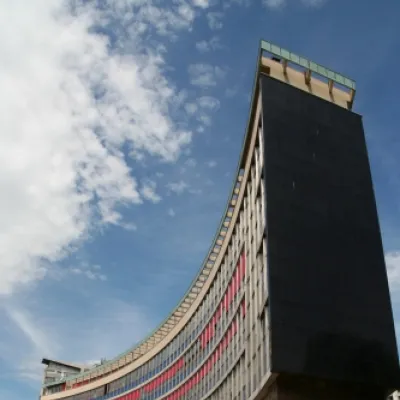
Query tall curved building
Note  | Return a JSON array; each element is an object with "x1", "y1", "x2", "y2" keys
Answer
[{"x1": 40, "y1": 41, "x2": 400, "y2": 400}]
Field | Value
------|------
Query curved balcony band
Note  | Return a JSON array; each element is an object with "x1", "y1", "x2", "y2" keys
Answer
[{"x1": 40, "y1": 39, "x2": 368, "y2": 400}]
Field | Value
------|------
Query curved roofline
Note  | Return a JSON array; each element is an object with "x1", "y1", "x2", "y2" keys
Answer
[{"x1": 43, "y1": 41, "x2": 263, "y2": 389}]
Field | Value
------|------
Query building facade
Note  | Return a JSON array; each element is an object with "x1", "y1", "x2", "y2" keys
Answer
[{"x1": 40, "y1": 41, "x2": 399, "y2": 400}]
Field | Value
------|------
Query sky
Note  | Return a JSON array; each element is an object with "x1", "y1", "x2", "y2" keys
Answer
[{"x1": 0, "y1": 0, "x2": 399, "y2": 398}]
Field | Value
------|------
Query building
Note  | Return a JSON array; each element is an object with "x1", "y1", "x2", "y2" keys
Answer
[
  {"x1": 39, "y1": 40, "x2": 400, "y2": 400},
  {"x1": 41, "y1": 359, "x2": 91, "y2": 386}
]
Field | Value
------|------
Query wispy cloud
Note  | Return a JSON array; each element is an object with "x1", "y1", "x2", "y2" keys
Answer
[
  {"x1": 198, "y1": 96, "x2": 221, "y2": 111},
  {"x1": 185, "y1": 103, "x2": 199, "y2": 115},
  {"x1": 196, "y1": 36, "x2": 222, "y2": 53},
  {"x1": 140, "y1": 179, "x2": 162, "y2": 204},
  {"x1": 262, "y1": 0, "x2": 286, "y2": 9},
  {"x1": 262, "y1": 0, "x2": 326, "y2": 8},
  {"x1": 7, "y1": 308, "x2": 55, "y2": 357},
  {"x1": 1, "y1": 306, "x2": 58, "y2": 382},
  {"x1": 180, "y1": 157, "x2": 198, "y2": 174},
  {"x1": 168, "y1": 208, "x2": 176, "y2": 217},
  {"x1": 185, "y1": 158, "x2": 197, "y2": 168},
  {"x1": 183, "y1": 96, "x2": 221, "y2": 129},
  {"x1": 301, "y1": 0, "x2": 326, "y2": 6},
  {"x1": 192, "y1": 0, "x2": 214, "y2": 8},
  {"x1": 188, "y1": 64, "x2": 226, "y2": 87},
  {"x1": 166, "y1": 180, "x2": 189, "y2": 195},
  {"x1": 207, "y1": 12, "x2": 224, "y2": 30},
  {"x1": 207, "y1": 160, "x2": 218, "y2": 168},
  {"x1": 225, "y1": 86, "x2": 239, "y2": 98},
  {"x1": 184, "y1": 96, "x2": 220, "y2": 130},
  {"x1": 0, "y1": 297, "x2": 153, "y2": 383},
  {"x1": 68, "y1": 263, "x2": 107, "y2": 282}
]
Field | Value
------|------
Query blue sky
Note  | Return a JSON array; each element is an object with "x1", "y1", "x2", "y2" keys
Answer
[{"x1": 0, "y1": 0, "x2": 399, "y2": 398}]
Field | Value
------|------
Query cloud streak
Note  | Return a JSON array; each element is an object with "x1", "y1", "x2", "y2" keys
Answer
[
  {"x1": 188, "y1": 64, "x2": 226, "y2": 87},
  {"x1": 1, "y1": 296, "x2": 153, "y2": 383}
]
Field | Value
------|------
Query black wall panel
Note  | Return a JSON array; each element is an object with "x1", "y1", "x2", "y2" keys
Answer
[{"x1": 261, "y1": 75, "x2": 399, "y2": 387}]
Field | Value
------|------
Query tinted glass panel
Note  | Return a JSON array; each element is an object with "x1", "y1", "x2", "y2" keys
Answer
[{"x1": 261, "y1": 75, "x2": 399, "y2": 387}]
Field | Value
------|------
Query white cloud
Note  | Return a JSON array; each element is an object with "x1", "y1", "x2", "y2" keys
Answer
[
  {"x1": 263, "y1": 0, "x2": 286, "y2": 8},
  {"x1": 207, "y1": 12, "x2": 224, "y2": 30},
  {"x1": 301, "y1": 0, "x2": 326, "y2": 6},
  {"x1": 140, "y1": 179, "x2": 162, "y2": 203},
  {"x1": 184, "y1": 96, "x2": 220, "y2": 129},
  {"x1": 225, "y1": 86, "x2": 239, "y2": 97},
  {"x1": 68, "y1": 263, "x2": 108, "y2": 281},
  {"x1": 193, "y1": 0, "x2": 213, "y2": 8},
  {"x1": 185, "y1": 103, "x2": 198, "y2": 115},
  {"x1": 386, "y1": 251, "x2": 400, "y2": 294},
  {"x1": 0, "y1": 0, "x2": 197, "y2": 296},
  {"x1": 188, "y1": 64, "x2": 226, "y2": 87},
  {"x1": 185, "y1": 158, "x2": 197, "y2": 167},
  {"x1": 198, "y1": 96, "x2": 220, "y2": 111},
  {"x1": 207, "y1": 160, "x2": 218, "y2": 168},
  {"x1": 168, "y1": 208, "x2": 176, "y2": 217},
  {"x1": 195, "y1": 36, "x2": 222, "y2": 53},
  {"x1": 178, "y1": 3, "x2": 195, "y2": 24},
  {"x1": 262, "y1": 0, "x2": 326, "y2": 8},
  {"x1": 197, "y1": 114, "x2": 212, "y2": 126},
  {"x1": 166, "y1": 180, "x2": 189, "y2": 195}
]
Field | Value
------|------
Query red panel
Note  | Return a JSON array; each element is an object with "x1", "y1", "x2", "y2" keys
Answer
[
  {"x1": 235, "y1": 266, "x2": 240, "y2": 292},
  {"x1": 232, "y1": 271, "x2": 237, "y2": 297},
  {"x1": 217, "y1": 304, "x2": 222, "y2": 320}
]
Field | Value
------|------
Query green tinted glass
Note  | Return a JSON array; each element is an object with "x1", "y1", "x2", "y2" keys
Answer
[{"x1": 260, "y1": 40, "x2": 356, "y2": 90}]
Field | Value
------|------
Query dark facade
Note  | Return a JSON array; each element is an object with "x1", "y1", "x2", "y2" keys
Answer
[{"x1": 261, "y1": 74, "x2": 399, "y2": 388}]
